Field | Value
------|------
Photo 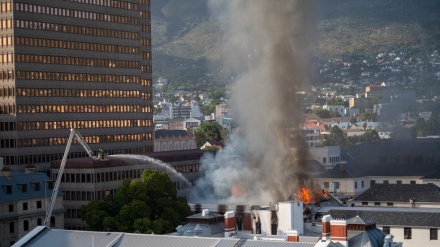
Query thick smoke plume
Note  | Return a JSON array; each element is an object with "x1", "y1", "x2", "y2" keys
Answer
[{"x1": 191, "y1": 0, "x2": 315, "y2": 204}]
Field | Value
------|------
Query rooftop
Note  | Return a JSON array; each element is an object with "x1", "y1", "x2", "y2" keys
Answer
[
  {"x1": 354, "y1": 184, "x2": 440, "y2": 203},
  {"x1": 0, "y1": 172, "x2": 55, "y2": 203}
]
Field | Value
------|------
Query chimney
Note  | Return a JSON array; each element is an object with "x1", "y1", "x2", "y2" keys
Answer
[
  {"x1": 224, "y1": 211, "x2": 236, "y2": 238},
  {"x1": 25, "y1": 164, "x2": 37, "y2": 173},
  {"x1": 330, "y1": 218, "x2": 348, "y2": 246},
  {"x1": 287, "y1": 229, "x2": 299, "y2": 242},
  {"x1": 202, "y1": 209, "x2": 209, "y2": 216},
  {"x1": 1, "y1": 167, "x2": 11, "y2": 180},
  {"x1": 321, "y1": 215, "x2": 332, "y2": 241}
]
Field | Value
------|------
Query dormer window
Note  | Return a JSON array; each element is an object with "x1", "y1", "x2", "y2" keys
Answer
[
  {"x1": 6, "y1": 185, "x2": 12, "y2": 194},
  {"x1": 33, "y1": 182, "x2": 40, "y2": 191},
  {"x1": 21, "y1": 184, "x2": 27, "y2": 192}
]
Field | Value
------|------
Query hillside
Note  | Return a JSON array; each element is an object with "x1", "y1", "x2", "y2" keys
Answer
[{"x1": 151, "y1": 0, "x2": 440, "y2": 84}]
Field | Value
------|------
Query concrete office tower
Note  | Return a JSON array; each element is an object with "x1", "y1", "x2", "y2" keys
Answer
[{"x1": 0, "y1": 0, "x2": 153, "y2": 170}]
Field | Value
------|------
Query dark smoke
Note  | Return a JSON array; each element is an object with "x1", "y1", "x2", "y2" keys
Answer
[{"x1": 191, "y1": 0, "x2": 315, "y2": 204}]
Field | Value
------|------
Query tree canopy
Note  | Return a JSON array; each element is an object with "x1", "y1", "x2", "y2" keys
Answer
[
  {"x1": 80, "y1": 170, "x2": 191, "y2": 234},
  {"x1": 194, "y1": 121, "x2": 224, "y2": 147}
]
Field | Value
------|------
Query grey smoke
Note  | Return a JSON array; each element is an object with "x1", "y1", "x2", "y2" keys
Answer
[{"x1": 191, "y1": 0, "x2": 315, "y2": 204}]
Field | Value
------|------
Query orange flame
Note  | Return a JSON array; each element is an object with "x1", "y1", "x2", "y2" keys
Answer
[
  {"x1": 297, "y1": 185, "x2": 312, "y2": 204},
  {"x1": 231, "y1": 184, "x2": 248, "y2": 197},
  {"x1": 322, "y1": 189, "x2": 329, "y2": 196}
]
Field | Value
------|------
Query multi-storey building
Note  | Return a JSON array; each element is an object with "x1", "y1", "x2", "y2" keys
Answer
[
  {"x1": 51, "y1": 150, "x2": 205, "y2": 230},
  {"x1": 0, "y1": 0, "x2": 153, "y2": 170},
  {"x1": 0, "y1": 166, "x2": 64, "y2": 247}
]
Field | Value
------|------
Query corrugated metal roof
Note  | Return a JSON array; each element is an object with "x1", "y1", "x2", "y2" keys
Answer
[
  {"x1": 242, "y1": 240, "x2": 316, "y2": 247},
  {"x1": 23, "y1": 229, "x2": 123, "y2": 247},
  {"x1": 18, "y1": 228, "x2": 324, "y2": 247},
  {"x1": 113, "y1": 234, "x2": 222, "y2": 247},
  {"x1": 0, "y1": 172, "x2": 56, "y2": 203}
]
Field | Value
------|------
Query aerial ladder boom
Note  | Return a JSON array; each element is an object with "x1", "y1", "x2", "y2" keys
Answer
[{"x1": 44, "y1": 128, "x2": 101, "y2": 227}]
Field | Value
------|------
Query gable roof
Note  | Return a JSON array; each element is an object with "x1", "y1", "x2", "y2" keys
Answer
[{"x1": 354, "y1": 184, "x2": 440, "y2": 203}]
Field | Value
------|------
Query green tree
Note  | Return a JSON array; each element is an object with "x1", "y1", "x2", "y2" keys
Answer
[
  {"x1": 154, "y1": 106, "x2": 162, "y2": 115},
  {"x1": 361, "y1": 112, "x2": 376, "y2": 122},
  {"x1": 313, "y1": 109, "x2": 340, "y2": 118},
  {"x1": 195, "y1": 121, "x2": 224, "y2": 147},
  {"x1": 322, "y1": 126, "x2": 347, "y2": 146},
  {"x1": 350, "y1": 116, "x2": 357, "y2": 124},
  {"x1": 80, "y1": 170, "x2": 191, "y2": 234}
]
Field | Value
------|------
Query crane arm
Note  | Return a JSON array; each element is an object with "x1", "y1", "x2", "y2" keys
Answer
[{"x1": 44, "y1": 128, "x2": 99, "y2": 227}]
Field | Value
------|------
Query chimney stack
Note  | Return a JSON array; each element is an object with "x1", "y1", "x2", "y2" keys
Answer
[
  {"x1": 330, "y1": 218, "x2": 348, "y2": 246},
  {"x1": 321, "y1": 215, "x2": 332, "y2": 241},
  {"x1": 224, "y1": 211, "x2": 236, "y2": 238},
  {"x1": 287, "y1": 229, "x2": 299, "y2": 242},
  {"x1": 1, "y1": 167, "x2": 11, "y2": 180}
]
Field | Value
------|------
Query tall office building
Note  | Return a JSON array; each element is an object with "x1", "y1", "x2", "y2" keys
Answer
[{"x1": 0, "y1": 0, "x2": 153, "y2": 170}]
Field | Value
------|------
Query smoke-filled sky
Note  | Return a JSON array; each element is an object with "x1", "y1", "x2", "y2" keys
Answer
[{"x1": 191, "y1": 0, "x2": 316, "y2": 204}]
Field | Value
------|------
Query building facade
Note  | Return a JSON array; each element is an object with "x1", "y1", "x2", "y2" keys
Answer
[
  {"x1": 0, "y1": 0, "x2": 153, "y2": 170},
  {"x1": 0, "y1": 168, "x2": 64, "y2": 247},
  {"x1": 51, "y1": 151, "x2": 205, "y2": 230}
]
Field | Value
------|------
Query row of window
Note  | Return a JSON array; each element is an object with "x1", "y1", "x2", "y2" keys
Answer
[
  {"x1": 1, "y1": 147, "x2": 153, "y2": 166},
  {"x1": 15, "y1": 3, "x2": 142, "y2": 25},
  {"x1": 2, "y1": 133, "x2": 151, "y2": 148},
  {"x1": 15, "y1": 36, "x2": 142, "y2": 54},
  {"x1": 9, "y1": 217, "x2": 54, "y2": 234},
  {"x1": 0, "y1": 119, "x2": 152, "y2": 132},
  {"x1": 15, "y1": 20, "x2": 141, "y2": 40},
  {"x1": 15, "y1": 53, "x2": 141, "y2": 69},
  {"x1": 0, "y1": 2, "x2": 11, "y2": 13},
  {"x1": 15, "y1": 88, "x2": 148, "y2": 98},
  {"x1": 67, "y1": 0, "x2": 146, "y2": 10},
  {"x1": 14, "y1": 104, "x2": 152, "y2": 114},
  {"x1": 0, "y1": 35, "x2": 12, "y2": 46},
  {"x1": 0, "y1": 18, "x2": 12, "y2": 29},
  {"x1": 15, "y1": 70, "x2": 144, "y2": 83},
  {"x1": 0, "y1": 52, "x2": 13, "y2": 63}
]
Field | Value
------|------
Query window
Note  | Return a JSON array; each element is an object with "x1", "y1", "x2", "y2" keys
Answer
[
  {"x1": 383, "y1": 226, "x2": 390, "y2": 234},
  {"x1": 404, "y1": 227, "x2": 412, "y2": 239},
  {"x1": 355, "y1": 182, "x2": 358, "y2": 189},
  {"x1": 361, "y1": 181, "x2": 364, "y2": 188},
  {"x1": 10, "y1": 222, "x2": 14, "y2": 233},
  {"x1": 410, "y1": 181, "x2": 416, "y2": 185},
  {"x1": 322, "y1": 158, "x2": 326, "y2": 164},
  {"x1": 362, "y1": 202, "x2": 368, "y2": 206},
  {"x1": 37, "y1": 218, "x2": 42, "y2": 225},
  {"x1": 324, "y1": 182, "x2": 329, "y2": 189},
  {"x1": 23, "y1": 220, "x2": 29, "y2": 231},
  {"x1": 23, "y1": 202, "x2": 28, "y2": 210},
  {"x1": 6, "y1": 185, "x2": 12, "y2": 194},
  {"x1": 387, "y1": 202, "x2": 393, "y2": 207},
  {"x1": 9, "y1": 204, "x2": 13, "y2": 212},
  {"x1": 430, "y1": 228, "x2": 438, "y2": 240},
  {"x1": 37, "y1": 200, "x2": 42, "y2": 209},
  {"x1": 383, "y1": 180, "x2": 389, "y2": 184},
  {"x1": 396, "y1": 180, "x2": 402, "y2": 184},
  {"x1": 374, "y1": 202, "x2": 381, "y2": 206}
]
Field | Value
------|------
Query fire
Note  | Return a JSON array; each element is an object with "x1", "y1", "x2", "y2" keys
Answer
[
  {"x1": 297, "y1": 185, "x2": 312, "y2": 204},
  {"x1": 231, "y1": 184, "x2": 248, "y2": 197},
  {"x1": 322, "y1": 189, "x2": 329, "y2": 196}
]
